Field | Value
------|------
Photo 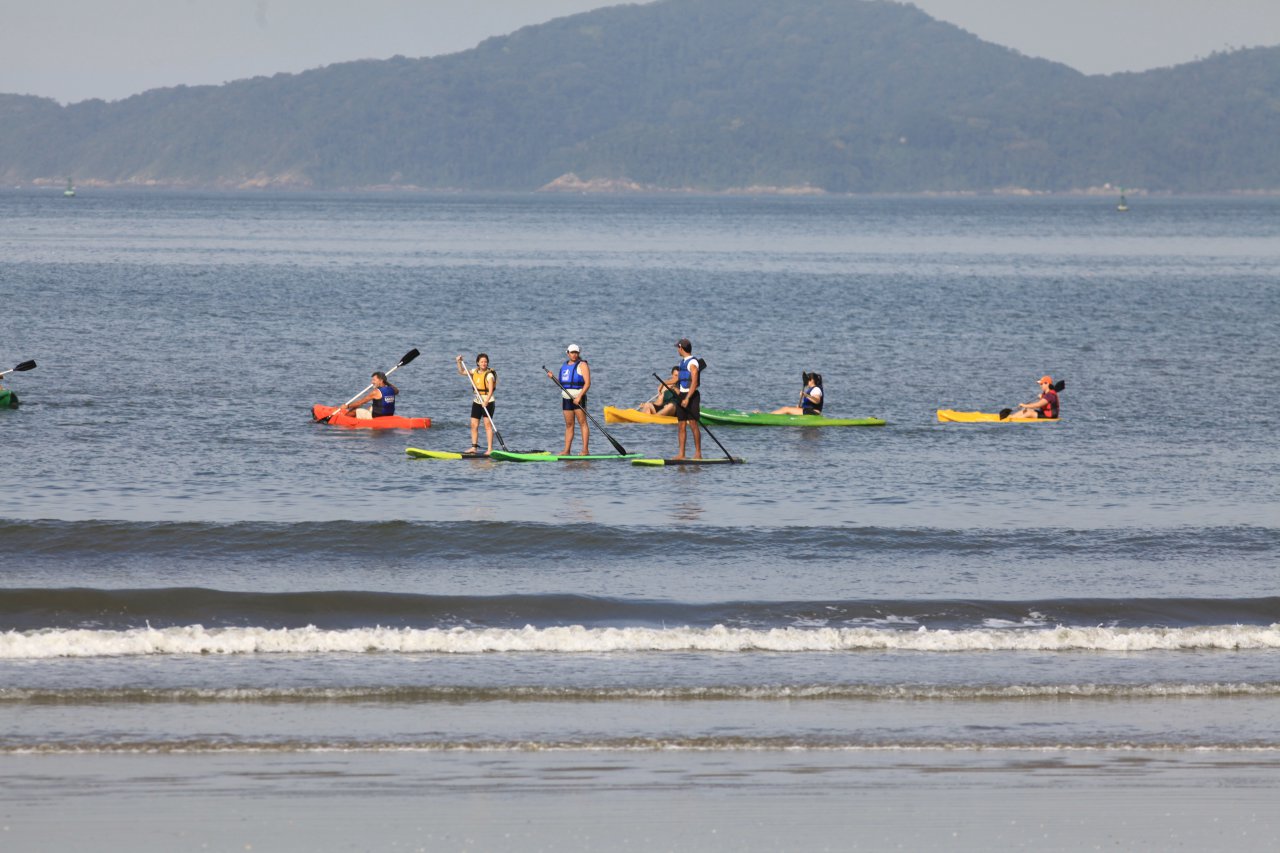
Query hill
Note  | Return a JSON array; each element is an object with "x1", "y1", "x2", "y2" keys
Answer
[{"x1": 3, "y1": 0, "x2": 1278, "y2": 192}]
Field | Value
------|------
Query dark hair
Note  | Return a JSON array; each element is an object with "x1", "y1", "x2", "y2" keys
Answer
[
  {"x1": 677, "y1": 338, "x2": 692, "y2": 352},
  {"x1": 372, "y1": 371, "x2": 388, "y2": 383},
  {"x1": 803, "y1": 372, "x2": 823, "y2": 387},
  {"x1": 476, "y1": 353, "x2": 489, "y2": 363}
]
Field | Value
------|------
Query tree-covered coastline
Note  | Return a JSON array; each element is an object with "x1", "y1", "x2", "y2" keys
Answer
[{"x1": 3, "y1": 0, "x2": 1278, "y2": 193}]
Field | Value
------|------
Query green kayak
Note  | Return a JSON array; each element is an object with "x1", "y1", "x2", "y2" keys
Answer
[
  {"x1": 0, "y1": 389, "x2": 18, "y2": 409},
  {"x1": 700, "y1": 408, "x2": 884, "y2": 427},
  {"x1": 490, "y1": 450, "x2": 642, "y2": 462}
]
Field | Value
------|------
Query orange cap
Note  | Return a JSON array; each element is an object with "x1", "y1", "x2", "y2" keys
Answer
[{"x1": 1039, "y1": 375, "x2": 1053, "y2": 384}]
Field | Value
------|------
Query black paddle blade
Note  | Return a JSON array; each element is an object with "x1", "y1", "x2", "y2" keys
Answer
[
  {"x1": 13, "y1": 360, "x2": 35, "y2": 372},
  {"x1": 998, "y1": 408, "x2": 1013, "y2": 420},
  {"x1": 398, "y1": 348, "x2": 420, "y2": 367},
  {"x1": 1054, "y1": 380, "x2": 1066, "y2": 392}
]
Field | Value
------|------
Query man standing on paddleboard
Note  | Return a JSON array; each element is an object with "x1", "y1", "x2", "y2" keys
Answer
[{"x1": 674, "y1": 338, "x2": 702, "y2": 459}]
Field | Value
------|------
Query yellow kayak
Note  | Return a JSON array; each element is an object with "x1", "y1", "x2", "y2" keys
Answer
[
  {"x1": 937, "y1": 409, "x2": 1059, "y2": 423},
  {"x1": 603, "y1": 406, "x2": 676, "y2": 424}
]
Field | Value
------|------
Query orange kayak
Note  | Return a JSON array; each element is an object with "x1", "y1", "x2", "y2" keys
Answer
[{"x1": 311, "y1": 405, "x2": 431, "y2": 429}]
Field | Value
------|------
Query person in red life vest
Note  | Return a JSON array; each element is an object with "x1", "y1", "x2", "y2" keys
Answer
[
  {"x1": 1010, "y1": 375, "x2": 1060, "y2": 420},
  {"x1": 341, "y1": 371, "x2": 397, "y2": 419}
]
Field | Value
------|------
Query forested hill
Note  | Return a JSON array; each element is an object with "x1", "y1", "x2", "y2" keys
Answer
[{"x1": 3, "y1": 0, "x2": 1279, "y2": 193}]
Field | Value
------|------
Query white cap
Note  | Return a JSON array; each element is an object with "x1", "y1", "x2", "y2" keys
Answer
[{"x1": 566, "y1": 344, "x2": 580, "y2": 353}]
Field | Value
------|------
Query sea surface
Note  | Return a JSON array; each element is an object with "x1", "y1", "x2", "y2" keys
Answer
[{"x1": 1, "y1": 190, "x2": 1278, "y2": 849}]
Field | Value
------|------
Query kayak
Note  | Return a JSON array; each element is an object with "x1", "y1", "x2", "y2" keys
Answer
[
  {"x1": 632, "y1": 457, "x2": 746, "y2": 466},
  {"x1": 937, "y1": 409, "x2": 1059, "y2": 424},
  {"x1": 312, "y1": 405, "x2": 430, "y2": 429},
  {"x1": 604, "y1": 406, "x2": 675, "y2": 424},
  {"x1": 0, "y1": 389, "x2": 17, "y2": 409},
  {"x1": 491, "y1": 450, "x2": 643, "y2": 462},
  {"x1": 699, "y1": 408, "x2": 885, "y2": 427}
]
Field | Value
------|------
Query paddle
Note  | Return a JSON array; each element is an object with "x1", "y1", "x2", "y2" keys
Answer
[
  {"x1": 541, "y1": 365, "x2": 628, "y2": 455},
  {"x1": 653, "y1": 372, "x2": 737, "y2": 462},
  {"x1": 317, "y1": 348, "x2": 419, "y2": 422},
  {"x1": 458, "y1": 357, "x2": 510, "y2": 452},
  {"x1": 1000, "y1": 379, "x2": 1065, "y2": 420},
  {"x1": 0, "y1": 359, "x2": 36, "y2": 378}
]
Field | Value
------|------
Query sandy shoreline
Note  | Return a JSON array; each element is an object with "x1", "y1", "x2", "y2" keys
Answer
[{"x1": 4, "y1": 749, "x2": 1278, "y2": 851}]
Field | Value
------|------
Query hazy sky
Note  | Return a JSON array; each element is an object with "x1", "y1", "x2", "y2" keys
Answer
[{"x1": 4, "y1": 0, "x2": 1279, "y2": 104}]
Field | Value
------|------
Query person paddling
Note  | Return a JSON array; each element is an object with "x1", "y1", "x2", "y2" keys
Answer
[
  {"x1": 546, "y1": 344, "x2": 591, "y2": 455},
  {"x1": 341, "y1": 371, "x2": 397, "y2": 419},
  {"x1": 673, "y1": 338, "x2": 702, "y2": 460},
  {"x1": 772, "y1": 372, "x2": 824, "y2": 416},
  {"x1": 1009, "y1": 375, "x2": 1060, "y2": 420},
  {"x1": 456, "y1": 353, "x2": 497, "y2": 454},
  {"x1": 638, "y1": 366, "x2": 681, "y2": 416}
]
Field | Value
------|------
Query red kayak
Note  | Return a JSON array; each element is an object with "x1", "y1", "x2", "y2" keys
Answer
[{"x1": 311, "y1": 405, "x2": 431, "y2": 429}]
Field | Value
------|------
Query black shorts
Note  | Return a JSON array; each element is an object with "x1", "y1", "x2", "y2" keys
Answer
[
  {"x1": 676, "y1": 390, "x2": 700, "y2": 421},
  {"x1": 561, "y1": 394, "x2": 585, "y2": 412},
  {"x1": 470, "y1": 401, "x2": 495, "y2": 420}
]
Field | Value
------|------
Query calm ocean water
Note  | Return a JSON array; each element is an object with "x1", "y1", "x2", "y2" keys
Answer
[{"x1": 2, "y1": 190, "x2": 1279, "y2": 847}]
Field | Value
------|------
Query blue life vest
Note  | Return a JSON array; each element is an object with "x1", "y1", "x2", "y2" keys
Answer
[
  {"x1": 801, "y1": 387, "x2": 823, "y2": 414},
  {"x1": 559, "y1": 361, "x2": 585, "y2": 390},
  {"x1": 677, "y1": 356, "x2": 698, "y2": 392},
  {"x1": 371, "y1": 384, "x2": 397, "y2": 417}
]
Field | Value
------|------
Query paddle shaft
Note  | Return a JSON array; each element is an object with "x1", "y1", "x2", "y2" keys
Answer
[
  {"x1": 653, "y1": 372, "x2": 736, "y2": 461},
  {"x1": 542, "y1": 366, "x2": 627, "y2": 455},
  {"x1": 321, "y1": 348, "x2": 419, "y2": 421},
  {"x1": 459, "y1": 358, "x2": 509, "y2": 451}
]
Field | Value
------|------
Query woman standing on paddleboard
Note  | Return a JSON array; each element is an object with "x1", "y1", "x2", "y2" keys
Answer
[
  {"x1": 456, "y1": 353, "x2": 497, "y2": 454},
  {"x1": 547, "y1": 344, "x2": 590, "y2": 455}
]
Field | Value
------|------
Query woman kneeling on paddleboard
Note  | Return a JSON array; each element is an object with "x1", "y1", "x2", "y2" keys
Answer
[
  {"x1": 341, "y1": 371, "x2": 397, "y2": 419},
  {"x1": 772, "y1": 372, "x2": 824, "y2": 416},
  {"x1": 1009, "y1": 375, "x2": 1060, "y2": 420}
]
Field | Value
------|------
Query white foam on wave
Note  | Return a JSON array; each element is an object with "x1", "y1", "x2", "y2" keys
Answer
[{"x1": 3, "y1": 623, "x2": 1280, "y2": 659}]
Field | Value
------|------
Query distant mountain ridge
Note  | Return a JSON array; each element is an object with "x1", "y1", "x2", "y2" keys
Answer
[{"x1": 3, "y1": 0, "x2": 1279, "y2": 192}]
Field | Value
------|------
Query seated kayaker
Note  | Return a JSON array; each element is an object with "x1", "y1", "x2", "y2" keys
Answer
[
  {"x1": 341, "y1": 371, "x2": 397, "y2": 419},
  {"x1": 1008, "y1": 375, "x2": 1060, "y2": 420},
  {"x1": 771, "y1": 372, "x2": 824, "y2": 416},
  {"x1": 638, "y1": 366, "x2": 681, "y2": 416}
]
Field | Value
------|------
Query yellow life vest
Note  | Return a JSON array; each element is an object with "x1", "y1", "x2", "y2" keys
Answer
[{"x1": 471, "y1": 368, "x2": 496, "y2": 398}]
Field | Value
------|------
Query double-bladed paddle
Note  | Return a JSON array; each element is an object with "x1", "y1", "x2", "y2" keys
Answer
[
  {"x1": 317, "y1": 348, "x2": 419, "y2": 422},
  {"x1": 541, "y1": 366, "x2": 627, "y2": 455},
  {"x1": 653, "y1": 372, "x2": 738, "y2": 462},
  {"x1": 999, "y1": 379, "x2": 1065, "y2": 420},
  {"x1": 0, "y1": 359, "x2": 36, "y2": 378}
]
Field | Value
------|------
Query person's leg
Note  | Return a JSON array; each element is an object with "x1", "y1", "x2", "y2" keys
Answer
[
  {"x1": 469, "y1": 416, "x2": 480, "y2": 449},
  {"x1": 577, "y1": 409, "x2": 590, "y2": 454},
  {"x1": 482, "y1": 414, "x2": 494, "y2": 453},
  {"x1": 676, "y1": 420, "x2": 687, "y2": 459},
  {"x1": 692, "y1": 421, "x2": 702, "y2": 458},
  {"x1": 561, "y1": 409, "x2": 575, "y2": 454}
]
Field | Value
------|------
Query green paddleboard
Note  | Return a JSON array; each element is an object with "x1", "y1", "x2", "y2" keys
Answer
[
  {"x1": 406, "y1": 448, "x2": 488, "y2": 460},
  {"x1": 490, "y1": 450, "x2": 642, "y2": 462},
  {"x1": 700, "y1": 408, "x2": 884, "y2": 426}
]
